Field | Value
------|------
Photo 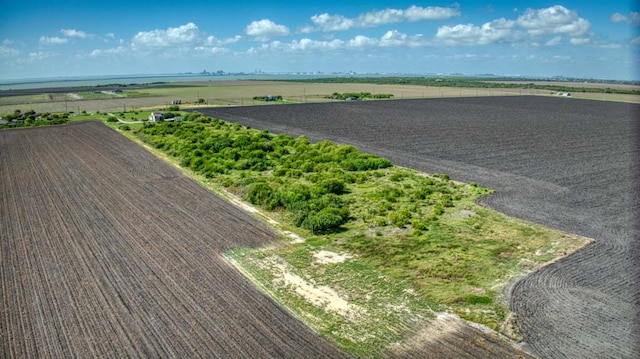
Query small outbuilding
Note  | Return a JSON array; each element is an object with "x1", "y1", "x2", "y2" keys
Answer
[{"x1": 149, "y1": 111, "x2": 164, "y2": 122}]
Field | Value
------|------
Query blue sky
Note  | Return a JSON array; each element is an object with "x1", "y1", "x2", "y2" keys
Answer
[{"x1": 0, "y1": 1, "x2": 638, "y2": 80}]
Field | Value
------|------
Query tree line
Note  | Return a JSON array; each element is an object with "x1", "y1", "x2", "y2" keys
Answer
[
  {"x1": 283, "y1": 77, "x2": 640, "y2": 95},
  {"x1": 0, "y1": 109, "x2": 69, "y2": 129}
]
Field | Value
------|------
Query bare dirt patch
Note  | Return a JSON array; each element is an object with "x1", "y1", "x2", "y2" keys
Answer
[{"x1": 314, "y1": 250, "x2": 353, "y2": 264}]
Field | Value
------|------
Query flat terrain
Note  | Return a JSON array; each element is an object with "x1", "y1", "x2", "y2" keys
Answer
[
  {"x1": 0, "y1": 121, "x2": 347, "y2": 358},
  {"x1": 201, "y1": 96, "x2": 640, "y2": 359},
  {"x1": 3, "y1": 80, "x2": 636, "y2": 115}
]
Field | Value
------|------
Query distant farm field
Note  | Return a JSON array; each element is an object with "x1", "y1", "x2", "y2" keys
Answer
[
  {"x1": 2, "y1": 80, "x2": 637, "y2": 115},
  {"x1": 0, "y1": 121, "x2": 347, "y2": 358},
  {"x1": 200, "y1": 96, "x2": 640, "y2": 359}
]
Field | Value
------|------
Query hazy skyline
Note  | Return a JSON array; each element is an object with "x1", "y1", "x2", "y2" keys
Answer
[{"x1": 1, "y1": 1, "x2": 638, "y2": 80}]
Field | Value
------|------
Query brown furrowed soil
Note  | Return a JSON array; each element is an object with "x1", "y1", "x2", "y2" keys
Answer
[
  {"x1": 200, "y1": 96, "x2": 640, "y2": 359},
  {"x1": 0, "y1": 121, "x2": 347, "y2": 358}
]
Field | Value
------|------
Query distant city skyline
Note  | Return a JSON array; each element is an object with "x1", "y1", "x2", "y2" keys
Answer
[{"x1": 0, "y1": 1, "x2": 638, "y2": 80}]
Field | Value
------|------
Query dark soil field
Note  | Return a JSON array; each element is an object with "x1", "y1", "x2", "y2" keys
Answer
[
  {"x1": 0, "y1": 121, "x2": 348, "y2": 358},
  {"x1": 201, "y1": 96, "x2": 640, "y2": 359}
]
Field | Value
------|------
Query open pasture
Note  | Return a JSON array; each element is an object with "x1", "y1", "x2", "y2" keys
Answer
[
  {"x1": 0, "y1": 121, "x2": 347, "y2": 358},
  {"x1": 200, "y1": 96, "x2": 640, "y2": 359}
]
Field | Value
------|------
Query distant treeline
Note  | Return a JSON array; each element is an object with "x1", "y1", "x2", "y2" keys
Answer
[
  {"x1": 0, "y1": 109, "x2": 69, "y2": 129},
  {"x1": 282, "y1": 77, "x2": 640, "y2": 95},
  {"x1": 93, "y1": 82, "x2": 169, "y2": 88},
  {"x1": 327, "y1": 92, "x2": 394, "y2": 100}
]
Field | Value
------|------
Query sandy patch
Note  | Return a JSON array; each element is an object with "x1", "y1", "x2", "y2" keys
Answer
[
  {"x1": 283, "y1": 230, "x2": 304, "y2": 243},
  {"x1": 282, "y1": 272, "x2": 354, "y2": 316},
  {"x1": 269, "y1": 258, "x2": 364, "y2": 319},
  {"x1": 314, "y1": 250, "x2": 353, "y2": 264}
]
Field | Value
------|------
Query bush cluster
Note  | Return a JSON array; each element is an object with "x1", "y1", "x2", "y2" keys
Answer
[
  {"x1": 135, "y1": 114, "x2": 395, "y2": 233},
  {"x1": 326, "y1": 92, "x2": 394, "y2": 100},
  {"x1": 0, "y1": 109, "x2": 70, "y2": 129}
]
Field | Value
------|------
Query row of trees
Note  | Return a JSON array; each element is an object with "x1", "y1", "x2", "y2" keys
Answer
[
  {"x1": 0, "y1": 109, "x2": 69, "y2": 129},
  {"x1": 253, "y1": 95, "x2": 283, "y2": 102},
  {"x1": 290, "y1": 77, "x2": 640, "y2": 95},
  {"x1": 326, "y1": 92, "x2": 394, "y2": 100}
]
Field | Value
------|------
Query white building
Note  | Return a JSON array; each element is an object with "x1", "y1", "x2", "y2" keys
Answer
[{"x1": 149, "y1": 111, "x2": 164, "y2": 121}]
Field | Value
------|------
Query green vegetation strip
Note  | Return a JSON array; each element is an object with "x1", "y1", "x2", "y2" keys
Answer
[
  {"x1": 281, "y1": 77, "x2": 640, "y2": 95},
  {"x1": 0, "y1": 109, "x2": 70, "y2": 129},
  {"x1": 117, "y1": 112, "x2": 587, "y2": 356}
]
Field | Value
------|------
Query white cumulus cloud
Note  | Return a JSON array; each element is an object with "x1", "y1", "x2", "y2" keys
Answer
[
  {"x1": 205, "y1": 35, "x2": 241, "y2": 46},
  {"x1": 517, "y1": 5, "x2": 590, "y2": 37},
  {"x1": 545, "y1": 36, "x2": 562, "y2": 46},
  {"x1": 290, "y1": 38, "x2": 344, "y2": 51},
  {"x1": 610, "y1": 12, "x2": 640, "y2": 25},
  {"x1": 347, "y1": 35, "x2": 378, "y2": 48},
  {"x1": 90, "y1": 46, "x2": 127, "y2": 57},
  {"x1": 569, "y1": 37, "x2": 591, "y2": 45},
  {"x1": 436, "y1": 6, "x2": 593, "y2": 46},
  {"x1": 380, "y1": 30, "x2": 427, "y2": 47},
  {"x1": 402, "y1": 5, "x2": 461, "y2": 21},
  {"x1": 245, "y1": 19, "x2": 290, "y2": 40},
  {"x1": 310, "y1": 5, "x2": 459, "y2": 32},
  {"x1": 61, "y1": 29, "x2": 88, "y2": 38},
  {"x1": 39, "y1": 36, "x2": 68, "y2": 45},
  {"x1": 310, "y1": 13, "x2": 354, "y2": 32},
  {"x1": 29, "y1": 51, "x2": 57, "y2": 60},
  {"x1": 0, "y1": 41, "x2": 20, "y2": 57},
  {"x1": 132, "y1": 23, "x2": 200, "y2": 47},
  {"x1": 436, "y1": 18, "x2": 515, "y2": 45}
]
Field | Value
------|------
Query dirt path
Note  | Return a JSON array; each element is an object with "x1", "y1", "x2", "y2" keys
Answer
[{"x1": 0, "y1": 121, "x2": 347, "y2": 358}]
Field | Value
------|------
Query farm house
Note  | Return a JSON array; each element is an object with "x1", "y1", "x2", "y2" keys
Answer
[{"x1": 149, "y1": 111, "x2": 164, "y2": 121}]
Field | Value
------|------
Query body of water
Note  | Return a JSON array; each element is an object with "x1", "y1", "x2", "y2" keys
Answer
[{"x1": 0, "y1": 73, "x2": 341, "y2": 91}]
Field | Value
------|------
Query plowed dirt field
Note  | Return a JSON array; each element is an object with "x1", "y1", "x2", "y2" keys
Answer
[
  {"x1": 0, "y1": 121, "x2": 348, "y2": 358},
  {"x1": 201, "y1": 96, "x2": 640, "y2": 359}
]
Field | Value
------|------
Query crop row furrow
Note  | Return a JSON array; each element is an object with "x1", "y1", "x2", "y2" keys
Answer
[{"x1": 1, "y1": 121, "x2": 348, "y2": 358}]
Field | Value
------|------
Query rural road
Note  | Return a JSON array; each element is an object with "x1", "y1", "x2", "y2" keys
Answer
[{"x1": 201, "y1": 96, "x2": 640, "y2": 359}]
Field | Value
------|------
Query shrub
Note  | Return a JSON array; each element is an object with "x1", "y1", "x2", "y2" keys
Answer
[
  {"x1": 342, "y1": 157, "x2": 392, "y2": 171},
  {"x1": 313, "y1": 179, "x2": 346, "y2": 195},
  {"x1": 244, "y1": 182, "x2": 279, "y2": 210},
  {"x1": 302, "y1": 208, "x2": 347, "y2": 234},
  {"x1": 412, "y1": 219, "x2": 429, "y2": 231},
  {"x1": 389, "y1": 208, "x2": 412, "y2": 228}
]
